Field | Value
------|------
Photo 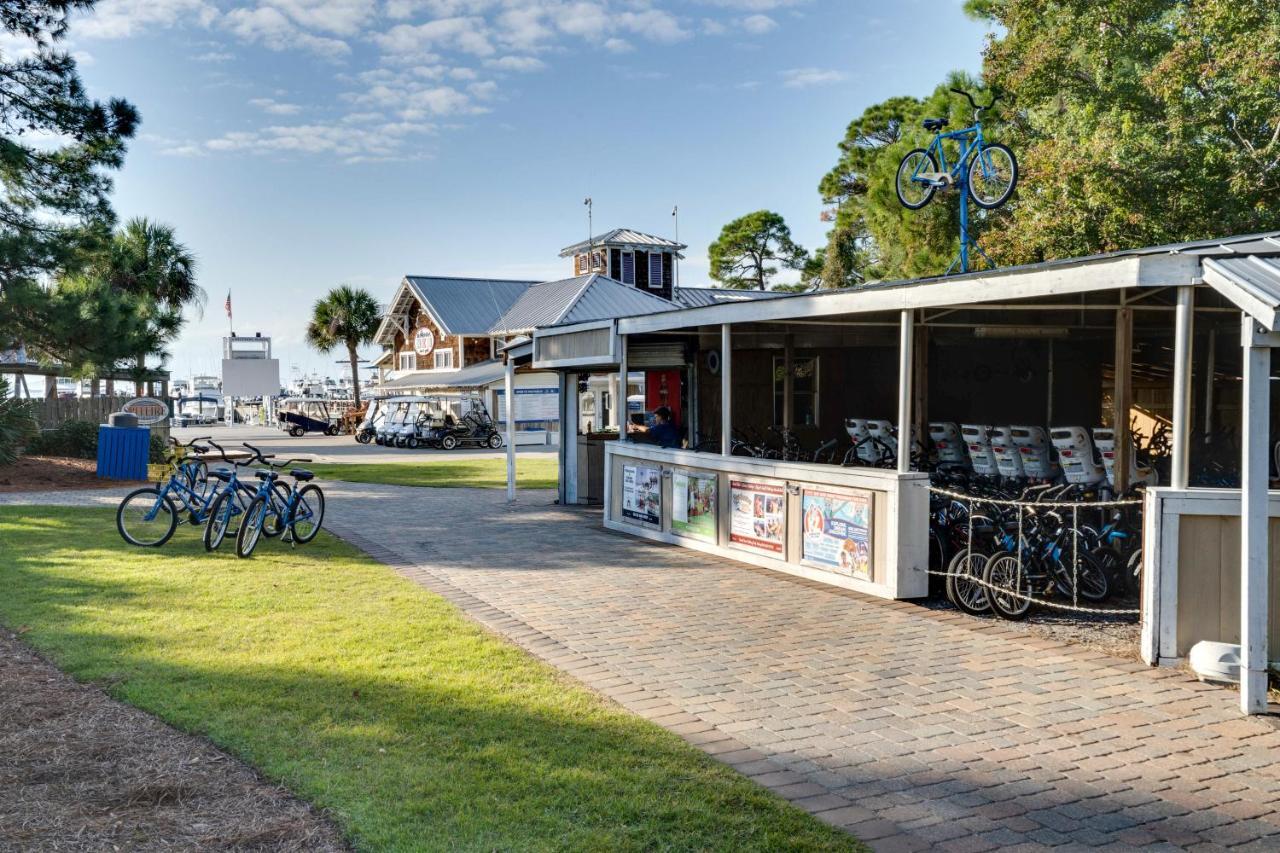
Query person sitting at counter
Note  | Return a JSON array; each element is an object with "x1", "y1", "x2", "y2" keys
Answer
[{"x1": 628, "y1": 405, "x2": 681, "y2": 448}]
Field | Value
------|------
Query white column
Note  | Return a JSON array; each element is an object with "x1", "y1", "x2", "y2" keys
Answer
[
  {"x1": 607, "y1": 372, "x2": 619, "y2": 430},
  {"x1": 1240, "y1": 314, "x2": 1270, "y2": 715},
  {"x1": 504, "y1": 356, "x2": 516, "y2": 503},
  {"x1": 564, "y1": 374, "x2": 580, "y2": 504},
  {"x1": 617, "y1": 334, "x2": 628, "y2": 442},
  {"x1": 721, "y1": 324, "x2": 732, "y2": 456},
  {"x1": 1171, "y1": 286, "x2": 1194, "y2": 489},
  {"x1": 897, "y1": 309, "x2": 913, "y2": 473}
]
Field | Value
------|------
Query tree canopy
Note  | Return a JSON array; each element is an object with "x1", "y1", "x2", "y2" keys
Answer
[
  {"x1": 819, "y1": 0, "x2": 1280, "y2": 282},
  {"x1": 708, "y1": 210, "x2": 808, "y2": 291},
  {"x1": 306, "y1": 285, "x2": 382, "y2": 408}
]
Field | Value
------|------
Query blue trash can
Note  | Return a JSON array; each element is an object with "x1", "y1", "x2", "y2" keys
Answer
[{"x1": 97, "y1": 425, "x2": 150, "y2": 480}]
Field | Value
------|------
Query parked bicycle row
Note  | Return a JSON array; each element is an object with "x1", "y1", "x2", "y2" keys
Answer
[{"x1": 115, "y1": 436, "x2": 325, "y2": 559}]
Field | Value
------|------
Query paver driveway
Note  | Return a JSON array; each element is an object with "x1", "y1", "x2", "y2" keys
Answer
[
  {"x1": 8, "y1": 483, "x2": 1280, "y2": 850},
  {"x1": 315, "y1": 482, "x2": 1280, "y2": 852}
]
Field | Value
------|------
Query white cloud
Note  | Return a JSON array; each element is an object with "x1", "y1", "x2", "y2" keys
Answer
[
  {"x1": 739, "y1": 13, "x2": 776, "y2": 34},
  {"x1": 267, "y1": 0, "x2": 376, "y2": 36},
  {"x1": 223, "y1": 6, "x2": 351, "y2": 57},
  {"x1": 603, "y1": 37, "x2": 632, "y2": 53},
  {"x1": 77, "y1": 0, "x2": 217, "y2": 39},
  {"x1": 164, "y1": 115, "x2": 439, "y2": 163},
  {"x1": 249, "y1": 97, "x2": 304, "y2": 115},
  {"x1": 780, "y1": 66, "x2": 846, "y2": 88},
  {"x1": 484, "y1": 55, "x2": 546, "y2": 72},
  {"x1": 375, "y1": 16, "x2": 494, "y2": 56},
  {"x1": 195, "y1": 50, "x2": 235, "y2": 62}
]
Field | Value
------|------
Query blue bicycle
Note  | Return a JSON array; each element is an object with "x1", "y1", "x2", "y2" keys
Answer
[
  {"x1": 116, "y1": 436, "x2": 218, "y2": 546},
  {"x1": 234, "y1": 461, "x2": 325, "y2": 559},
  {"x1": 201, "y1": 442, "x2": 278, "y2": 552},
  {"x1": 895, "y1": 88, "x2": 1017, "y2": 211}
]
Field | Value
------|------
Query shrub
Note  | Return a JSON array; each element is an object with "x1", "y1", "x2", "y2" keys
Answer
[
  {"x1": 25, "y1": 419, "x2": 99, "y2": 459},
  {"x1": 0, "y1": 379, "x2": 39, "y2": 466}
]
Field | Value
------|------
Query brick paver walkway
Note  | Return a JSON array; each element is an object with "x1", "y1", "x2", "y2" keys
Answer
[{"x1": 9, "y1": 484, "x2": 1280, "y2": 850}]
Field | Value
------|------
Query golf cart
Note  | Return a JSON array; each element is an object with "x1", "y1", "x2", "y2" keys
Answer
[
  {"x1": 355, "y1": 395, "x2": 413, "y2": 444},
  {"x1": 430, "y1": 397, "x2": 503, "y2": 450},
  {"x1": 277, "y1": 397, "x2": 340, "y2": 437}
]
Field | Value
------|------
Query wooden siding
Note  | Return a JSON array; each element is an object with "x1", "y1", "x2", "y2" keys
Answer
[
  {"x1": 392, "y1": 305, "x2": 459, "y2": 371},
  {"x1": 463, "y1": 336, "x2": 491, "y2": 366},
  {"x1": 1176, "y1": 514, "x2": 1280, "y2": 656}
]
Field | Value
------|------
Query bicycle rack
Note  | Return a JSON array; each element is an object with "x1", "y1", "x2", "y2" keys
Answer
[
  {"x1": 1050, "y1": 426, "x2": 1106, "y2": 485},
  {"x1": 961, "y1": 423, "x2": 1000, "y2": 476},
  {"x1": 946, "y1": 170, "x2": 996, "y2": 276}
]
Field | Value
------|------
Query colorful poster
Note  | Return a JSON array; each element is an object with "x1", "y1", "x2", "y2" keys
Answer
[
  {"x1": 801, "y1": 487, "x2": 872, "y2": 579},
  {"x1": 672, "y1": 471, "x2": 717, "y2": 541},
  {"x1": 729, "y1": 480, "x2": 785, "y2": 554},
  {"x1": 621, "y1": 464, "x2": 661, "y2": 525}
]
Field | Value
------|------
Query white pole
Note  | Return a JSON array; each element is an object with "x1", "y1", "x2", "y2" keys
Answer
[
  {"x1": 505, "y1": 355, "x2": 516, "y2": 504},
  {"x1": 721, "y1": 324, "x2": 732, "y2": 456},
  {"x1": 1240, "y1": 314, "x2": 1270, "y2": 715},
  {"x1": 1171, "y1": 286, "x2": 1194, "y2": 489},
  {"x1": 607, "y1": 372, "x2": 619, "y2": 430},
  {"x1": 897, "y1": 309, "x2": 914, "y2": 473},
  {"x1": 618, "y1": 334, "x2": 628, "y2": 443}
]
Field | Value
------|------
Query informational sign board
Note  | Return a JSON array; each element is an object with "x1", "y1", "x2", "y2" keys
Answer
[
  {"x1": 801, "y1": 487, "x2": 873, "y2": 579},
  {"x1": 621, "y1": 464, "x2": 661, "y2": 525},
  {"x1": 729, "y1": 479, "x2": 785, "y2": 554},
  {"x1": 413, "y1": 327, "x2": 436, "y2": 355},
  {"x1": 122, "y1": 397, "x2": 170, "y2": 426},
  {"x1": 672, "y1": 470, "x2": 716, "y2": 542},
  {"x1": 221, "y1": 358, "x2": 281, "y2": 397},
  {"x1": 495, "y1": 387, "x2": 560, "y2": 423}
]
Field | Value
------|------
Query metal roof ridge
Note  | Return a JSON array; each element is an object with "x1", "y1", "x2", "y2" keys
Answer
[{"x1": 404, "y1": 274, "x2": 539, "y2": 284}]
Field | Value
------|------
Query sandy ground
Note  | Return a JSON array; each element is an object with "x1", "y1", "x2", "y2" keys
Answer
[
  {"x1": 0, "y1": 457, "x2": 147, "y2": 495},
  {"x1": 0, "y1": 630, "x2": 347, "y2": 852}
]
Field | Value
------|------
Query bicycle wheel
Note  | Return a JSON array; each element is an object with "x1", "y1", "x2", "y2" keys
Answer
[
  {"x1": 967, "y1": 143, "x2": 1017, "y2": 209},
  {"x1": 289, "y1": 484, "x2": 326, "y2": 544},
  {"x1": 1051, "y1": 550, "x2": 1111, "y2": 603},
  {"x1": 203, "y1": 489, "x2": 240, "y2": 552},
  {"x1": 983, "y1": 553, "x2": 1033, "y2": 620},
  {"x1": 117, "y1": 487, "x2": 178, "y2": 547},
  {"x1": 946, "y1": 550, "x2": 991, "y2": 616},
  {"x1": 895, "y1": 148, "x2": 938, "y2": 209},
  {"x1": 235, "y1": 496, "x2": 268, "y2": 558}
]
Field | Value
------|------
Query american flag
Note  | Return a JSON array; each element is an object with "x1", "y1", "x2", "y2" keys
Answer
[{"x1": 224, "y1": 291, "x2": 232, "y2": 318}]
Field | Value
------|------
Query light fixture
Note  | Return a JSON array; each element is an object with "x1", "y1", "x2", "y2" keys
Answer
[{"x1": 973, "y1": 326, "x2": 1071, "y2": 339}]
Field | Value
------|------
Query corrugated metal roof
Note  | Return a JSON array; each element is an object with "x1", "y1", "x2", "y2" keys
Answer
[
  {"x1": 672, "y1": 287, "x2": 790, "y2": 308},
  {"x1": 403, "y1": 276, "x2": 537, "y2": 336},
  {"x1": 491, "y1": 274, "x2": 677, "y2": 335},
  {"x1": 1203, "y1": 255, "x2": 1280, "y2": 330},
  {"x1": 559, "y1": 229, "x2": 686, "y2": 257},
  {"x1": 381, "y1": 359, "x2": 506, "y2": 390}
]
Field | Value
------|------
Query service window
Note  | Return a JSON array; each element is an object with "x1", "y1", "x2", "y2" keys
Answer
[
  {"x1": 773, "y1": 356, "x2": 818, "y2": 426},
  {"x1": 434, "y1": 349, "x2": 454, "y2": 370}
]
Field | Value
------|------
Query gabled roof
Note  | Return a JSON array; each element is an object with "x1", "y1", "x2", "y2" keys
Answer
[
  {"x1": 491, "y1": 273, "x2": 678, "y2": 335},
  {"x1": 559, "y1": 229, "x2": 686, "y2": 257},
  {"x1": 672, "y1": 286, "x2": 791, "y2": 309},
  {"x1": 404, "y1": 276, "x2": 537, "y2": 336}
]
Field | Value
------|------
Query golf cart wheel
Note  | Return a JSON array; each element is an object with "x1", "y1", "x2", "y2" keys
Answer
[
  {"x1": 374, "y1": 435, "x2": 384, "y2": 445},
  {"x1": 394, "y1": 437, "x2": 406, "y2": 448},
  {"x1": 441, "y1": 435, "x2": 458, "y2": 450},
  {"x1": 326, "y1": 425, "x2": 340, "y2": 436},
  {"x1": 290, "y1": 426, "x2": 305, "y2": 437},
  {"x1": 488, "y1": 433, "x2": 503, "y2": 449},
  {"x1": 406, "y1": 436, "x2": 419, "y2": 449},
  {"x1": 356, "y1": 431, "x2": 372, "y2": 444}
]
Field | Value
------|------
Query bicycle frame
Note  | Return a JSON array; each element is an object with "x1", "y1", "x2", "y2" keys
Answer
[{"x1": 912, "y1": 122, "x2": 986, "y2": 186}]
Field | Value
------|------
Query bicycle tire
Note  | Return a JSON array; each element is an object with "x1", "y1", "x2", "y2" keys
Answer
[
  {"x1": 1051, "y1": 549, "x2": 1111, "y2": 603},
  {"x1": 967, "y1": 143, "x2": 1017, "y2": 209},
  {"x1": 895, "y1": 148, "x2": 939, "y2": 210},
  {"x1": 203, "y1": 489, "x2": 238, "y2": 552},
  {"x1": 983, "y1": 553, "x2": 1034, "y2": 620},
  {"x1": 289, "y1": 484, "x2": 325, "y2": 544},
  {"x1": 235, "y1": 496, "x2": 268, "y2": 559},
  {"x1": 117, "y1": 487, "x2": 178, "y2": 547},
  {"x1": 946, "y1": 550, "x2": 991, "y2": 616}
]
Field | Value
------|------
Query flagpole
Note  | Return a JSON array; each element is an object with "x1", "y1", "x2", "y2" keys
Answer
[{"x1": 672, "y1": 205, "x2": 680, "y2": 288}]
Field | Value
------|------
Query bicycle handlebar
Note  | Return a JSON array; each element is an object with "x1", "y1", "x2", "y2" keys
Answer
[
  {"x1": 950, "y1": 87, "x2": 998, "y2": 111},
  {"x1": 240, "y1": 443, "x2": 277, "y2": 466}
]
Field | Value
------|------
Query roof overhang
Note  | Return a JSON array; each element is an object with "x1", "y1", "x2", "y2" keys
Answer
[
  {"x1": 1202, "y1": 256, "x2": 1280, "y2": 332},
  {"x1": 618, "y1": 252, "x2": 1202, "y2": 335},
  {"x1": 532, "y1": 318, "x2": 618, "y2": 370}
]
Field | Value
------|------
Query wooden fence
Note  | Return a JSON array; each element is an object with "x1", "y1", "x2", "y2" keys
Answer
[{"x1": 28, "y1": 396, "x2": 159, "y2": 429}]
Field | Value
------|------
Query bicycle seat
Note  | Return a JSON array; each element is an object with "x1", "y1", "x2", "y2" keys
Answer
[
  {"x1": 291, "y1": 469, "x2": 314, "y2": 481},
  {"x1": 209, "y1": 470, "x2": 233, "y2": 481},
  {"x1": 254, "y1": 470, "x2": 277, "y2": 480},
  {"x1": 192, "y1": 445, "x2": 210, "y2": 454},
  {"x1": 922, "y1": 118, "x2": 948, "y2": 131}
]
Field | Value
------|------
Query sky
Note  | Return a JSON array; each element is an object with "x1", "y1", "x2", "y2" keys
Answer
[{"x1": 61, "y1": 0, "x2": 992, "y2": 381}]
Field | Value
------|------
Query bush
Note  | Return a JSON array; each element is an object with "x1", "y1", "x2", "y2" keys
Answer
[
  {"x1": 0, "y1": 379, "x2": 39, "y2": 466},
  {"x1": 24, "y1": 419, "x2": 99, "y2": 459}
]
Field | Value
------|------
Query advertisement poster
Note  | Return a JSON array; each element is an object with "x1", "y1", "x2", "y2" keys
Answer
[
  {"x1": 495, "y1": 387, "x2": 560, "y2": 423},
  {"x1": 801, "y1": 487, "x2": 873, "y2": 579},
  {"x1": 672, "y1": 471, "x2": 717, "y2": 541},
  {"x1": 621, "y1": 464, "x2": 661, "y2": 525},
  {"x1": 729, "y1": 480, "x2": 785, "y2": 554}
]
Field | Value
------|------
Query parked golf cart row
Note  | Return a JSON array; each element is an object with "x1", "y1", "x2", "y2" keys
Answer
[{"x1": 353, "y1": 394, "x2": 504, "y2": 450}]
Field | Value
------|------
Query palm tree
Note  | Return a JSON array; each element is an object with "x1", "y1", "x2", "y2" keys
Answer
[
  {"x1": 306, "y1": 285, "x2": 381, "y2": 408},
  {"x1": 99, "y1": 218, "x2": 203, "y2": 394}
]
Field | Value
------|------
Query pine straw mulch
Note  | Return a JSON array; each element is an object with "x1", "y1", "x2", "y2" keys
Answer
[
  {"x1": 0, "y1": 456, "x2": 146, "y2": 494},
  {"x1": 0, "y1": 631, "x2": 347, "y2": 852}
]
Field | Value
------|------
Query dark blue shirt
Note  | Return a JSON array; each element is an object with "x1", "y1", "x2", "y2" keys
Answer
[{"x1": 649, "y1": 421, "x2": 680, "y2": 448}]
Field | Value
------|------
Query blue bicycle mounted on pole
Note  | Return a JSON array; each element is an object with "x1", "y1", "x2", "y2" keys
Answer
[{"x1": 895, "y1": 88, "x2": 1018, "y2": 274}]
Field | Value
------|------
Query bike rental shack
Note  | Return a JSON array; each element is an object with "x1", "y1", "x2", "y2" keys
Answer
[{"x1": 527, "y1": 231, "x2": 1280, "y2": 715}]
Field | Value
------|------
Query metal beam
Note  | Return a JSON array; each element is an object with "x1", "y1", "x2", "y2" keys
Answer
[
  {"x1": 721, "y1": 324, "x2": 732, "y2": 456},
  {"x1": 1240, "y1": 314, "x2": 1271, "y2": 714},
  {"x1": 1112, "y1": 307, "x2": 1134, "y2": 493},
  {"x1": 505, "y1": 356, "x2": 516, "y2": 503},
  {"x1": 897, "y1": 309, "x2": 913, "y2": 474},
  {"x1": 618, "y1": 335, "x2": 628, "y2": 444},
  {"x1": 1170, "y1": 287, "x2": 1194, "y2": 489}
]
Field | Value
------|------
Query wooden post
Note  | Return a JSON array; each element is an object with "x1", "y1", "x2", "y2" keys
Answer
[
  {"x1": 618, "y1": 334, "x2": 628, "y2": 443},
  {"x1": 1240, "y1": 314, "x2": 1271, "y2": 714},
  {"x1": 1171, "y1": 287, "x2": 1194, "y2": 489},
  {"x1": 1113, "y1": 307, "x2": 1134, "y2": 493},
  {"x1": 505, "y1": 355, "x2": 516, "y2": 504},
  {"x1": 782, "y1": 333, "x2": 793, "y2": 430},
  {"x1": 721, "y1": 324, "x2": 732, "y2": 457},
  {"x1": 897, "y1": 309, "x2": 913, "y2": 473},
  {"x1": 1204, "y1": 327, "x2": 1216, "y2": 441},
  {"x1": 913, "y1": 323, "x2": 928, "y2": 449}
]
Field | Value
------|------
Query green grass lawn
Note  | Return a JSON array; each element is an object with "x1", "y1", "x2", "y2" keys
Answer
[
  {"x1": 0, "y1": 507, "x2": 861, "y2": 852},
  {"x1": 309, "y1": 455, "x2": 559, "y2": 490}
]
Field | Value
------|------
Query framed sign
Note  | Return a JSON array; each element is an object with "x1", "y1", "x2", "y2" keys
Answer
[
  {"x1": 801, "y1": 487, "x2": 873, "y2": 579},
  {"x1": 729, "y1": 479, "x2": 785, "y2": 554},
  {"x1": 413, "y1": 327, "x2": 436, "y2": 355},
  {"x1": 672, "y1": 470, "x2": 716, "y2": 542},
  {"x1": 122, "y1": 397, "x2": 170, "y2": 426},
  {"x1": 621, "y1": 464, "x2": 661, "y2": 525}
]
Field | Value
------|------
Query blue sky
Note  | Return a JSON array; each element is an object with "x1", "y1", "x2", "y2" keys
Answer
[{"x1": 65, "y1": 0, "x2": 991, "y2": 379}]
